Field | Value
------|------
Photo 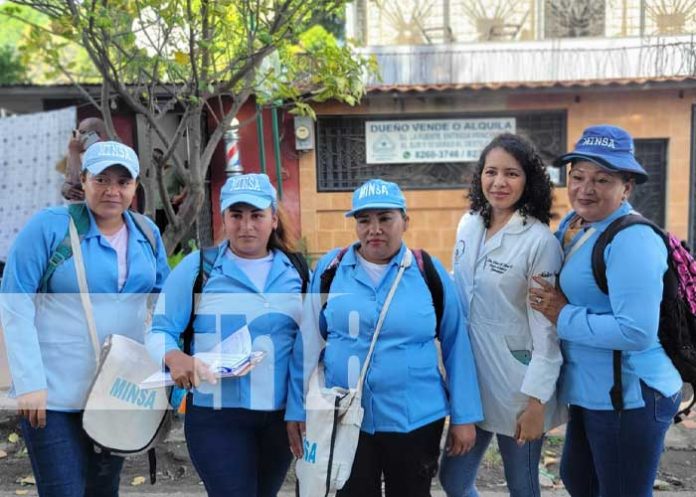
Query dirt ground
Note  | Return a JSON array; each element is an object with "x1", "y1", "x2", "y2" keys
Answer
[{"x1": 1, "y1": 416, "x2": 695, "y2": 495}]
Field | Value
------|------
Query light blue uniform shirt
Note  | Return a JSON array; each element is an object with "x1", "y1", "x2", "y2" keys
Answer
[
  {"x1": 146, "y1": 244, "x2": 304, "y2": 410},
  {"x1": 556, "y1": 202, "x2": 682, "y2": 409},
  {"x1": 286, "y1": 242, "x2": 483, "y2": 434},
  {"x1": 0, "y1": 206, "x2": 170, "y2": 411}
]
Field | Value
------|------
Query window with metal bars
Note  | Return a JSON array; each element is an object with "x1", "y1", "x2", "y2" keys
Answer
[
  {"x1": 316, "y1": 111, "x2": 567, "y2": 191},
  {"x1": 632, "y1": 139, "x2": 668, "y2": 227}
]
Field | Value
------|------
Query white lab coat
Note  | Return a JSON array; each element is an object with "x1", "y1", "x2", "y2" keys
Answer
[{"x1": 452, "y1": 211, "x2": 566, "y2": 436}]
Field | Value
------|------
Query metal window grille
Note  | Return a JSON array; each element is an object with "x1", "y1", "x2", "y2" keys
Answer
[
  {"x1": 632, "y1": 139, "x2": 668, "y2": 228},
  {"x1": 316, "y1": 111, "x2": 567, "y2": 191}
]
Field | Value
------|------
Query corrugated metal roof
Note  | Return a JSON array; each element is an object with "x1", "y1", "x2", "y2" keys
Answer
[{"x1": 367, "y1": 75, "x2": 696, "y2": 93}]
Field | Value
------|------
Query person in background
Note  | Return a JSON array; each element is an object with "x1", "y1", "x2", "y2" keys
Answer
[
  {"x1": 58, "y1": 118, "x2": 146, "y2": 213},
  {"x1": 61, "y1": 117, "x2": 108, "y2": 201},
  {"x1": 530, "y1": 125, "x2": 682, "y2": 497},
  {"x1": 439, "y1": 133, "x2": 565, "y2": 497},
  {"x1": 286, "y1": 178, "x2": 483, "y2": 497},
  {"x1": 1, "y1": 141, "x2": 169, "y2": 497},
  {"x1": 147, "y1": 173, "x2": 306, "y2": 497}
]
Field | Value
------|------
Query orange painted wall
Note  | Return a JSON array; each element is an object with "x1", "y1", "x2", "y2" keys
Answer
[{"x1": 300, "y1": 87, "x2": 696, "y2": 268}]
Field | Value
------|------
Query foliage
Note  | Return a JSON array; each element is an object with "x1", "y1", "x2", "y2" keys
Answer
[
  {"x1": 167, "y1": 240, "x2": 199, "y2": 268},
  {"x1": 0, "y1": 3, "x2": 98, "y2": 83},
  {"x1": 7, "y1": 0, "x2": 372, "y2": 254},
  {"x1": 0, "y1": 45, "x2": 28, "y2": 85}
]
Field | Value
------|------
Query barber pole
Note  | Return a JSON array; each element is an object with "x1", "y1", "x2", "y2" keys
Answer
[{"x1": 224, "y1": 118, "x2": 243, "y2": 177}]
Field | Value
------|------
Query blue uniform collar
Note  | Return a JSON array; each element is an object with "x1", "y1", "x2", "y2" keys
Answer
[
  {"x1": 559, "y1": 201, "x2": 633, "y2": 233},
  {"x1": 213, "y1": 241, "x2": 296, "y2": 292},
  {"x1": 341, "y1": 241, "x2": 408, "y2": 268},
  {"x1": 81, "y1": 207, "x2": 149, "y2": 246}
]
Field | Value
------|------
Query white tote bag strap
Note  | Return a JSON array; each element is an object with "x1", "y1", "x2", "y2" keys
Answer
[
  {"x1": 69, "y1": 218, "x2": 101, "y2": 361},
  {"x1": 355, "y1": 249, "x2": 413, "y2": 394}
]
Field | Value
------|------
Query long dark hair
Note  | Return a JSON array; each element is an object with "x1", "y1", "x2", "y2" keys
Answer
[
  {"x1": 469, "y1": 133, "x2": 553, "y2": 227},
  {"x1": 268, "y1": 203, "x2": 298, "y2": 253}
]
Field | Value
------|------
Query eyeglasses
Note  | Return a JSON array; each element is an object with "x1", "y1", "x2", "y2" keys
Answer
[{"x1": 87, "y1": 176, "x2": 135, "y2": 189}]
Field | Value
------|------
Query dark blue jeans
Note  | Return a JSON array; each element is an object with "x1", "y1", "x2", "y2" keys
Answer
[
  {"x1": 561, "y1": 382, "x2": 681, "y2": 497},
  {"x1": 184, "y1": 403, "x2": 293, "y2": 497},
  {"x1": 439, "y1": 426, "x2": 544, "y2": 497},
  {"x1": 20, "y1": 411, "x2": 124, "y2": 497}
]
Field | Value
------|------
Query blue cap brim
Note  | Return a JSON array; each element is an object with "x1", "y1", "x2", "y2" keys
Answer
[
  {"x1": 84, "y1": 160, "x2": 139, "y2": 178},
  {"x1": 220, "y1": 194, "x2": 273, "y2": 213},
  {"x1": 552, "y1": 152, "x2": 648, "y2": 184},
  {"x1": 345, "y1": 202, "x2": 406, "y2": 217}
]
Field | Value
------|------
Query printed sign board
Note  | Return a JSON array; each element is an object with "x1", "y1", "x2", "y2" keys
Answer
[{"x1": 365, "y1": 118, "x2": 516, "y2": 164}]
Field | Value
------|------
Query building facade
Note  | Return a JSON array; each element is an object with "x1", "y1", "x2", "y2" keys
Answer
[{"x1": 298, "y1": 0, "x2": 696, "y2": 266}]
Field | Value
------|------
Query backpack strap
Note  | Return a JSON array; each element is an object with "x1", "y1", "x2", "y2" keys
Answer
[
  {"x1": 181, "y1": 247, "x2": 218, "y2": 355},
  {"x1": 319, "y1": 246, "x2": 445, "y2": 338},
  {"x1": 676, "y1": 395, "x2": 696, "y2": 424},
  {"x1": 283, "y1": 251, "x2": 310, "y2": 294},
  {"x1": 319, "y1": 246, "x2": 351, "y2": 309},
  {"x1": 148, "y1": 447, "x2": 157, "y2": 484},
  {"x1": 39, "y1": 203, "x2": 91, "y2": 293},
  {"x1": 38, "y1": 204, "x2": 158, "y2": 293},
  {"x1": 591, "y1": 214, "x2": 665, "y2": 294},
  {"x1": 129, "y1": 211, "x2": 158, "y2": 255},
  {"x1": 412, "y1": 249, "x2": 444, "y2": 338},
  {"x1": 591, "y1": 213, "x2": 667, "y2": 412}
]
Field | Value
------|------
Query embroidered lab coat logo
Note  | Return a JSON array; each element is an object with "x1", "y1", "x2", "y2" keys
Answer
[
  {"x1": 486, "y1": 258, "x2": 512, "y2": 275},
  {"x1": 454, "y1": 240, "x2": 465, "y2": 261}
]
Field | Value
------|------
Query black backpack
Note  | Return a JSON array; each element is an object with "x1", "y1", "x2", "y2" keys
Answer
[
  {"x1": 180, "y1": 247, "x2": 310, "y2": 354},
  {"x1": 591, "y1": 214, "x2": 696, "y2": 422},
  {"x1": 319, "y1": 246, "x2": 444, "y2": 337}
]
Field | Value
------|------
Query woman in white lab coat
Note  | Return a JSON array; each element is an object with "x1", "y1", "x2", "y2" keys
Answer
[{"x1": 439, "y1": 133, "x2": 565, "y2": 497}]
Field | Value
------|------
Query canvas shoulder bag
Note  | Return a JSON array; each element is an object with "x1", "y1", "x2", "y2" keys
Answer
[
  {"x1": 69, "y1": 218, "x2": 171, "y2": 483},
  {"x1": 295, "y1": 249, "x2": 413, "y2": 497}
]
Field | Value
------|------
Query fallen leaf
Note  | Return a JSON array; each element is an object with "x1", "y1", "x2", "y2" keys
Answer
[
  {"x1": 538, "y1": 466, "x2": 556, "y2": 488},
  {"x1": 653, "y1": 479, "x2": 670, "y2": 490},
  {"x1": 8, "y1": 433, "x2": 19, "y2": 444},
  {"x1": 18, "y1": 475, "x2": 35, "y2": 485},
  {"x1": 0, "y1": 449, "x2": 7, "y2": 459},
  {"x1": 131, "y1": 476, "x2": 146, "y2": 486},
  {"x1": 15, "y1": 490, "x2": 29, "y2": 496},
  {"x1": 544, "y1": 456, "x2": 559, "y2": 467}
]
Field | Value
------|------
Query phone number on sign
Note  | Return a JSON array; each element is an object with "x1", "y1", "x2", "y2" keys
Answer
[{"x1": 410, "y1": 150, "x2": 477, "y2": 160}]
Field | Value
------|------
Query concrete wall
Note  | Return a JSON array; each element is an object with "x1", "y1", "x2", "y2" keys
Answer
[{"x1": 300, "y1": 86, "x2": 696, "y2": 268}]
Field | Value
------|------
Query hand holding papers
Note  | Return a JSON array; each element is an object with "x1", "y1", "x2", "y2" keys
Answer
[{"x1": 141, "y1": 326, "x2": 266, "y2": 389}]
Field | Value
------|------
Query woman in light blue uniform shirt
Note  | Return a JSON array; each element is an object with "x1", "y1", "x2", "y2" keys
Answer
[
  {"x1": 146, "y1": 173, "x2": 306, "y2": 497},
  {"x1": 530, "y1": 125, "x2": 682, "y2": 497},
  {"x1": 1, "y1": 141, "x2": 169, "y2": 497},
  {"x1": 286, "y1": 179, "x2": 483, "y2": 497}
]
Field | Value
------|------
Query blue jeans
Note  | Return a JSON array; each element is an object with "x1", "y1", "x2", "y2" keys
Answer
[
  {"x1": 561, "y1": 382, "x2": 681, "y2": 497},
  {"x1": 439, "y1": 426, "x2": 543, "y2": 497},
  {"x1": 184, "y1": 403, "x2": 293, "y2": 497},
  {"x1": 20, "y1": 411, "x2": 124, "y2": 497}
]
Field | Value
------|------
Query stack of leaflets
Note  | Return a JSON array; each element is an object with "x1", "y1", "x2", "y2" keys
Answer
[{"x1": 140, "y1": 326, "x2": 266, "y2": 389}]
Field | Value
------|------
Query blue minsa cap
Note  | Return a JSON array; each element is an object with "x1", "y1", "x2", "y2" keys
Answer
[
  {"x1": 220, "y1": 173, "x2": 278, "y2": 213},
  {"x1": 82, "y1": 141, "x2": 140, "y2": 178},
  {"x1": 345, "y1": 179, "x2": 406, "y2": 217},
  {"x1": 553, "y1": 124, "x2": 648, "y2": 184}
]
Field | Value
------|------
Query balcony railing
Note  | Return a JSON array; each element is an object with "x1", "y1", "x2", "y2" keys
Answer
[
  {"x1": 347, "y1": 0, "x2": 696, "y2": 46},
  {"x1": 358, "y1": 35, "x2": 696, "y2": 86}
]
